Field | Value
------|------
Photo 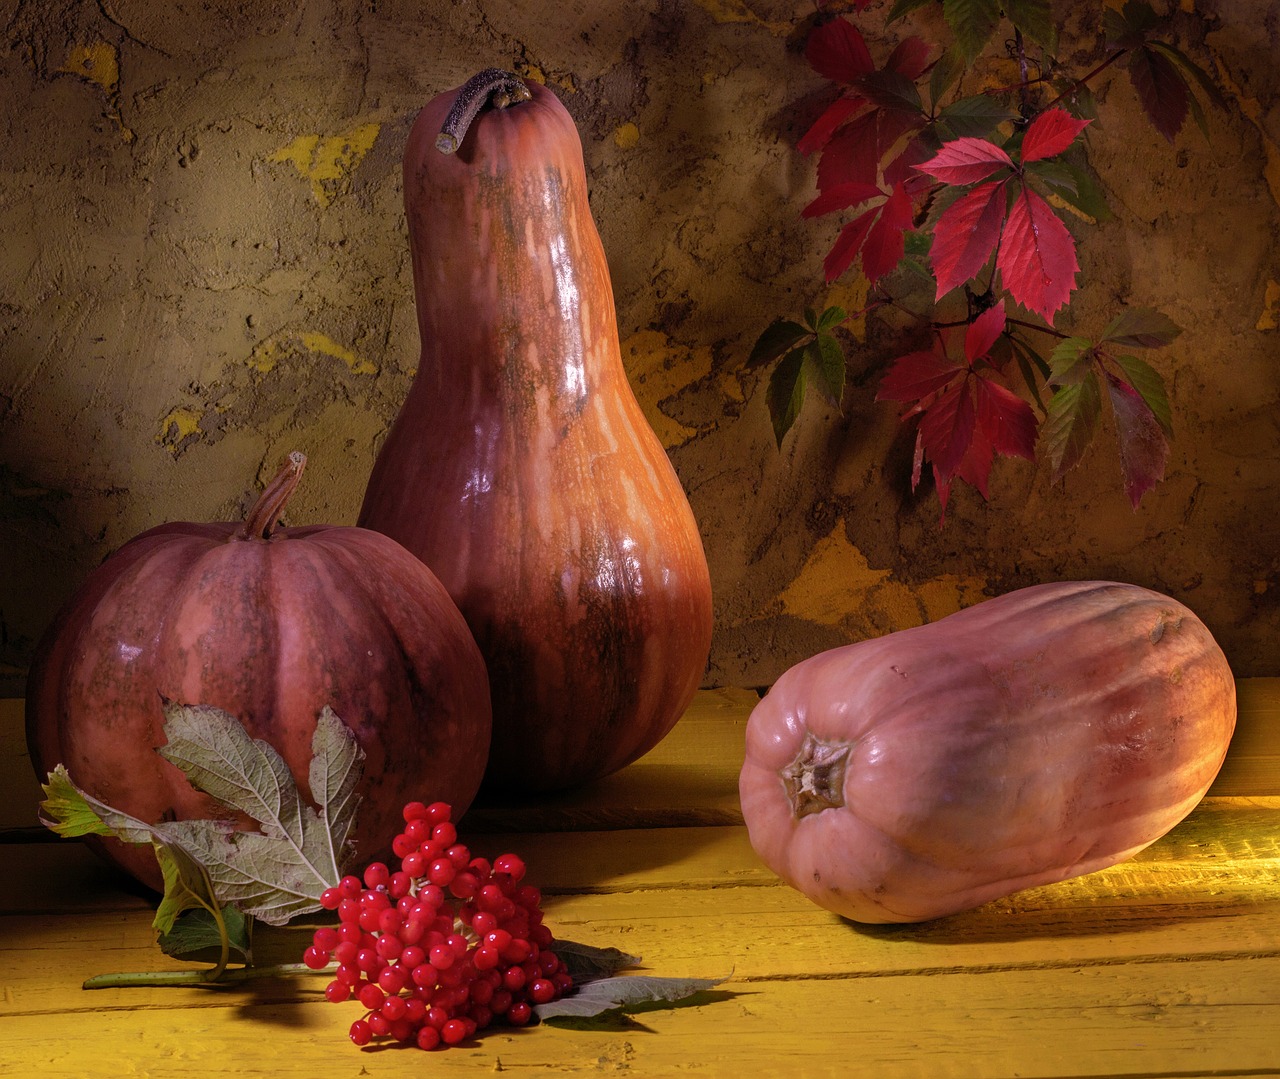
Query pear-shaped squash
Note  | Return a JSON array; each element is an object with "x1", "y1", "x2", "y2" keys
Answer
[
  {"x1": 358, "y1": 70, "x2": 713, "y2": 792},
  {"x1": 26, "y1": 453, "x2": 492, "y2": 890},
  {"x1": 739, "y1": 580, "x2": 1237, "y2": 923}
]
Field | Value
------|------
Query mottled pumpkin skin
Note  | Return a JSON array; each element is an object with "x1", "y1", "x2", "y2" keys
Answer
[
  {"x1": 358, "y1": 80, "x2": 713, "y2": 792},
  {"x1": 739, "y1": 581, "x2": 1237, "y2": 924},
  {"x1": 26, "y1": 522, "x2": 492, "y2": 891}
]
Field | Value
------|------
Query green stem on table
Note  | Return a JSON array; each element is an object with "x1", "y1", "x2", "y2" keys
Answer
[{"x1": 82, "y1": 961, "x2": 321, "y2": 991}]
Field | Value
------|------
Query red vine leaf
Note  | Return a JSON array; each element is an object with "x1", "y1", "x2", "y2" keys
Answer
[
  {"x1": 973, "y1": 375, "x2": 1037, "y2": 460},
  {"x1": 799, "y1": 96, "x2": 864, "y2": 156},
  {"x1": 1106, "y1": 371, "x2": 1169, "y2": 507},
  {"x1": 861, "y1": 183, "x2": 913, "y2": 283},
  {"x1": 929, "y1": 179, "x2": 1007, "y2": 299},
  {"x1": 1128, "y1": 45, "x2": 1190, "y2": 142},
  {"x1": 919, "y1": 378, "x2": 977, "y2": 483},
  {"x1": 886, "y1": 35, "x2": 933, "y2": 79},
  {"x1": 964, "y1": 300, "x2": 1007, "y2": 362},
  {"x1": 997, "y1": 184, "x2": 1079, "y2": 323},
  {"x1": 823, "y1": 205, "x2": 879, "y2": 281},
  {"x1": 806, "y1": 16, "x2": 875, "y2": 84},
  {"x1": 817, "y1": 110, "x2": 881, "y2": 190},
  {"x1": 802, "y1": 181, "x2": 886, "y2": 218},
  {"x1": 877, "y1": 348, "x2": 964, "y2": 404},
  {"x1": 1019, "y1": 108, "x2": 1091, "y2": 162},
  {"x1": 915, "y1": 135, "x2": 1014, "y2": 185}
]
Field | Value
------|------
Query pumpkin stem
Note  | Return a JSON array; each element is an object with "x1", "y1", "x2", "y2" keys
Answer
[
  {"x1": 781, "y1": 732, "x2": 851, "y2": 819},
  {"x1": 435, "y1": 68, "x2": 532, "y2": 155},
  {"x1": 238, "y1": 451, "x2": 306, "y2": 540}
]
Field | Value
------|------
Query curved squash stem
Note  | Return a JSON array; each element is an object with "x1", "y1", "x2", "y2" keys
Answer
[
  {"x1": 238, "y1": 451, "x2": 306, "y2": 541},
  {"x1": 435, "y1": 68, "x2": 531, "y2": 155}
]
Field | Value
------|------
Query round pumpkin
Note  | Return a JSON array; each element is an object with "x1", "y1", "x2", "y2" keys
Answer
[
  {"x1": 738, "y1": 580, "x2": 1237, "y2": 923},
  {"x1": 25, "y1": 452, "x2": 492, "y2": 891}
]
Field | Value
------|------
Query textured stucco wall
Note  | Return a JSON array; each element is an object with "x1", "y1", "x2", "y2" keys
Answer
[{"x1": 2, "y1": 0, "x2": 1278, "y2": 695}]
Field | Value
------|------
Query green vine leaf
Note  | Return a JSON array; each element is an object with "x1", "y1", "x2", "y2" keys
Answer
[
  {"x1": 942, "y1": 0, "x2": 1001, "y2": 63},
  {"x1": 535, "y1": 972, "x2": 728, "y2": 1023},
  {"x1": 1100, "y1": 308, "x2": 1181, "y2": 348},
  {"x1": 1042, "y1": 372, "x2": 1102, "y2": 480},
  {"x1": 767, "y1": 349, "x2": 808, "y2": 447},
  {"x1": 1112, "y1": 353, "x2": 1173, "y2": 437},
  {"x1": 748, "y1": 318, "x2": 810, "y2": 369}
]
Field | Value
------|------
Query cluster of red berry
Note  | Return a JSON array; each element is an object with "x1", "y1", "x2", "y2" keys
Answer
[{"x1": 303, "y1": 800, "x2": 573, "y2": 1050}]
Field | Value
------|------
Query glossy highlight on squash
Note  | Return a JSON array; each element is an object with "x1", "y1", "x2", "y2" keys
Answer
[
  {"x1": 739, "y1": 580, "x2": 1237, "y2": 923},
  {"x1": 359, "y1": 73, "x2": 713, "y2": 792}
]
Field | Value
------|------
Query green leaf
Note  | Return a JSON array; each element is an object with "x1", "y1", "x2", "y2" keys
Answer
[
  {"x1": 1042, "y1": 372, "x2": 1102, "y2": 479},
  {"x1": 158, "y1": 906, "x2": 252, "y2": 961},
  {"x1": 1100, "y1": 307, "x2": 1182, "y2": 348},
  {"x1": 39, "y1": 765, "x2": 133, "y2": 841},
  {"x1": 767, "y1": 349, "x2": 807, "y2": 448},
  {"x1": 1047, "y1": 337, "x2": 1095, "y2": 385},
  {"x1": 554, "y1": 940, "x2": 642, "y2": 981},
  {"x1": 747, "y1": 319, "x2": 810, "y2": 369},
  {"x1": 1009, "y1": 337, "x2": 1052, "y2": 411},
  {"x1": 887, "y1": 0, "x2": 935, "y2": 22},
  {"x1": 153, "y1": 840, "x2": 223, "y2": 938},
  {"x1": 942, "y1": 0, "x2": 1001, "y2": 62},
  {"x1": 928, "y1": 44, "x2": 966, "y2": 107},
  {"x1": 805, "y1": 334, "x2": 846, "y2": 409},
  {"x1": 1112, "y1": 353, "x2": 1173, "y2": 437},
  {"x1": 1004, "y1": 0, "x2": 1056, "y2": 52},
  {"x1": 936, "y1": 94, "x2": 1020, "y2": 138},
  {"x1": 815, "y1": 305, "x2": 847, "y2": 332},
  {"x1": 535, "y1": 973, "x2": 728, "y2": 1022}
]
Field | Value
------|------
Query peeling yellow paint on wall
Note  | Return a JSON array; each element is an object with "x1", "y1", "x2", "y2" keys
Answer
[
  {"x1": 824, "y1": 274, "x2": 871, "y2": 342},
  {"x1": 250, "y1": 331, "x2": 377, "y2": 376},
  {"x1": 1256, "y1": 279, "x2": 1280, "y2": 331},
  {"x1": 778, "y1": 518, "x2": 988, "y2": 631},
  {"x1": 1210, "y1": 59, "x2": 1280, "y2": 205},
  {"x1": 157, "y1": 407, "x2": 203, "y2": 453},
  {"x1": 614, "y1": 122, "x2": 640, "y2": 150},
  {"x1": 691, "y1": 0, "x2": 790, "y2": 34},
  {"x1": 268, "y1": 123, "x2": 380, "y2": 206},
  {"x1": 621, "y1": 329, "x2": 713, "y2": 448},
  {"x1": 60, "y1": 42, "x2": 119, "y2": 93}
]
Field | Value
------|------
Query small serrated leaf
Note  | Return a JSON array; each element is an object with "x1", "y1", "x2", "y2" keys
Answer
[
  {"x1": 767, "y1": 349, "x2": 808, "y2": 447},
  {"x1": 535, "y1": 973, "x2": 727, "y2": 1022},
  {"x1": 157, "y1": 906, "x2": 251, "y2": 961},
  {"x1": 1042, "y1": 373, "x2": 1102, "y2": 479},
  {"x1": 747, "y1": 319, "x2": 811, "y2": 369},
  {"x1": 816, "y1": 305, "x2": 848, "y2": 332},
  {"x1": 936, "y1": 95, "x2": 1020, "y2": 139},
  {"x1": 1048, "y1": 336, "x2": 1094, "y2": 384},
  {"x1": 806, "y1": 334, "x2": 847, "y2": 408},
  {"x1": 943, "y1": 0, "x2": 1001, "y2": 63},
  {"x1": 554, "y1": 940, "x2": 642, "y2": 981},
  {"x1": 1111, "y1": 353, "x2": 1174, "y2": 437},
  {"x1": 1100, "y1": 308, "x2": 1182, "y2": 348}
]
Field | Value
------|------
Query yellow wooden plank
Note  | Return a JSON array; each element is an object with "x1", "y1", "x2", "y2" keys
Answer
[
  {"x1": 6, "y1": 869, "x2": 1279, "y2": 1020},
  {"x1": 0, "y1": 956, "x2": 1276, "y2": 1078}
]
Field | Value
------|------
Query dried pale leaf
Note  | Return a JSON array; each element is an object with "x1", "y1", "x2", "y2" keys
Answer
[{"x1": 554, "y1": 940, "x2": 642, "y2": 981}]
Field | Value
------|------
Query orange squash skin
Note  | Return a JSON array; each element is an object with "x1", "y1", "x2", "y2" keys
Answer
[
  {"x1": 358, "y1": 79, "x2": 713, "y2": 792},
  {"x1": 738, "y1": 581, "x2": 1237, "y2": 923},
  {"x1": 26, "y1": 471, "x2": 492, "y2": 891}
]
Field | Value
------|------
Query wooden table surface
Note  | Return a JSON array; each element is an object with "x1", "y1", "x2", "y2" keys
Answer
[{"x1": 1, "y1": 682, "x2": 1278, "y2": 1078}]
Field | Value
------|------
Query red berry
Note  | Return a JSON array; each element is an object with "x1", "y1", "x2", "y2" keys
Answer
[
  {"x1": 472, "y1": 944, "x2": 500, "y2": 971},
  {"x1": 529, "y1": 977, "x2": 556, "y2": 1004},
  {"x1": 507, "y1": 1000, "x2": 532, "y2": 1026},
  {"x1": 324, "y1": 979, "x2": 352, "y2": 1003},
  {"x1": 334, "y1": 963, "x2": 361, "y2": 986},
  {"x1": 501, "y1": 965, "x2": 526, "y2": 992},
  {"x1": 303, "y1": 945, "x2": 330, "y2": 970},
  {"x1": 493, "y1": 853, "x2": 526, "y2": 881},
  {"x1": 426, "y1": 801, "x2": 452, "y2": 824},
  {"x1": 349, "y1": 1019, "x2": 372, "y2": 1046},
  {"x1": 378, "y1": 965, "x2": 409, "y2": 994},
  {"x1": 367, "y1": 1012, "x2": 391, "y2": 1037},
  {"x1": 416, "y1": 1024, "x2": 441, "y2": 1050},
  {"x1": 401, "y1": 851, "x2": 426, "y2": 877},
  {"x1": 380, "y1": 994, "x2": 408, "y2": 1021},
  {"x1": 357, "y1": 983, "x2": 385, "y2": 1010},
  {"x1": 431, "y1": 821, "x2": 458, "y2": 847},
  {"x1": 441, "y1": 1018, "x2": 468, "y2": 1045},
  {"x1": 403, "y1": 800, "x2": 430, "y2": 821},
  {"x1": 338, "y1": 875, "x2": 363, "y2": 899},
  {"x1": 363, "y1": 862, "x2": 391, "y2": 890},
  {"x1": 427, "y1": 858, "x2": 456, "y2": 887},
  {"x1": 391, "y1": 832, "x2": 417, "y2": 859},
  {"x1": 319, "y1": 886, "x2": 342, "y2": 910},
  {"x1": 389, "y1": 871, "x2": 413, "y2": 898}
]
